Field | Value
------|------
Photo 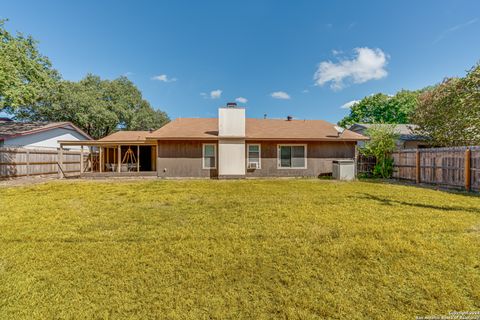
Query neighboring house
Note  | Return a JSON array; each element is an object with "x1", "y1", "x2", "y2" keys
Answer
[
  {"x1": 0, "y1": 119, "x2": 92, "y2": 149},
  {"x1": 348, "y1": 123, "x2": 429, "y2": 149}
]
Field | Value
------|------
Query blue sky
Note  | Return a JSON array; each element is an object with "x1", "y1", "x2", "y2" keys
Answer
[{"x1": 1, "y1": 0, "x2": 479, "y2": 123}]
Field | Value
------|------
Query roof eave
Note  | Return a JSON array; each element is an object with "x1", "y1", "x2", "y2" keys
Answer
[
  {"x1": 149, "y1": 137, "x2": 368, "y2": 141},
  {"x1": 0, "y1": 122, "x2": 93, "y2": 141}
]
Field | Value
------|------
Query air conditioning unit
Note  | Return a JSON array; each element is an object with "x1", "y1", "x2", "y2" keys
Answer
[{"x1": 247, "y1": 162, "x2": 259, "y2": 169}]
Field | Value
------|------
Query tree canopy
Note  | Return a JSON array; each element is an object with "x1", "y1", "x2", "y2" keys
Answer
[
  {"x1": 0, "y1": 19, "x2": 60, "y2": 111},
  {"x1": 338, "y1": 90, "x2": 421, "y2": 128},
  {"x1": 1, "y1": 20, "x2": 169, "y2": 139},
  {"x1": 14, "y1": 74, "x2": 170, "y2": 139},
  {"x1": 411, "y1": 63, "x2": 480, "y2": 146}
]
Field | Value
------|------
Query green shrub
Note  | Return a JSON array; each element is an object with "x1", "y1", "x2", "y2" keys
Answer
[{"x1": 360, "y1": 125, "x2": 399, "y2": 178}]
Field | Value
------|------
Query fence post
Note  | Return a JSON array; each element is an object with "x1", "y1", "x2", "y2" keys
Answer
[
  {"x1": 465, "y1": 147, "x2": 471, "y2": 192},
  {"x1": 80, "y1": 146, "x2": 84, "y2": 174},
  {"x1": 415, "y1": 149, "x2": 421, "y2": 184},
  {"x1": 26, "y1": 149, "x2": 30, "y2": 177},
  {"x1": 58, "y1": 146, "x2": 64, "y2": 179}
]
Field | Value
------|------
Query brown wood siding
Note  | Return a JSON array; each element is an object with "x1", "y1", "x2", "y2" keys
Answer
[
  {"x1": 245, "y1": 140, "x2": 355, "y2": 177},
  {"x1": 157, "y1": 140, "x2": 355, "y2": 178},
  {"x1": 157, "y1": 140, "x2": 218, "y2": 178}
]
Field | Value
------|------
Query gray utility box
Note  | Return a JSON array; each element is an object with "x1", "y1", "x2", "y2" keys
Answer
[{"x1": 332, "y1": 160, "x2": 355, "y2": 181}]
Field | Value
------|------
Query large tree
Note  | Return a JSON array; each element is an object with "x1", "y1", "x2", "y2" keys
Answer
[
  {"x1": 0, "y1": 20, "x2": 60, "y2": 111},
  {"x1": 412, "y1": 63, "x2": 480, "y2": 146},
  {"x1": 15, "y1": 74, "x2": 170, "y2": 139},
  {"x1": 338, "y1": 90, "x2": 421, "y2": 127}
]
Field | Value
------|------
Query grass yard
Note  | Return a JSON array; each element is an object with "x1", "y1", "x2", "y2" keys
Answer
[{"x1": 0, "y1": 179, "x2": 479, "y2": 319}]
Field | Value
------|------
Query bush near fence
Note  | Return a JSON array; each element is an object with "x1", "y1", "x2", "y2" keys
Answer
[
  {"x1": 356, "y1": 154, "x2": 376, "y2": 176},
  {"x1": 0, "y1": 147, "x2": 84, "y2": 179}
]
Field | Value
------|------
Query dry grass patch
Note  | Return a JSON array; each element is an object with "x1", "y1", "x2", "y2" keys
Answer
[{"x1": 0, "y1": 179, "x2": 479, "y2": 319}]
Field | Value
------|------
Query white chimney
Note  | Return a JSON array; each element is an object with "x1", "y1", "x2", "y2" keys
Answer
[
  {"x1": 218, "y1": 103, "x2": 245, "y2": 138},
  {"x1": 218, "y1": 103, "x2": 246, "y2": 177}
]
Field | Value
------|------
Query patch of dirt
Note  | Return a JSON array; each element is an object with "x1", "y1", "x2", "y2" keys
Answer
[{"x1": 0, "y1": 176, "x2": 64, "y2": 188}]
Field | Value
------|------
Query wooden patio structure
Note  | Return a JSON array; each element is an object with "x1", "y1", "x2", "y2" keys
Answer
[{"x1": 59, "y1": 134, "x2": 158, "y2": 177}]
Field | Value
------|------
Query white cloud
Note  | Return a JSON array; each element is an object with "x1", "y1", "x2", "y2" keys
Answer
[
  {"x1": 332, "y1": 49, "x2": 342, "y2": 56},
  {"x1": 340, "y1": 100, "x2": 360, "y2": 109},
  {"x1": 271, "y1": 91, "x2": 291, "y2": 100},
  {"x1": 235, "y1": 97, "x2": 248, "y2": 103},
  {"x1": 434, "y1": 18, "x2": 478, "y2": 44},
  {"x1": 210, "y1": 89, "x2": 222, "y2": 99},
  {"x1": 302, "y1": 89, "x2": 309, "y2": 93},
  {"x1": 313, "y1": 47, "x2": 389, "y2": 90},
  {"x1": 151, "y1": 74, "x2": 177, "y2": 82}
]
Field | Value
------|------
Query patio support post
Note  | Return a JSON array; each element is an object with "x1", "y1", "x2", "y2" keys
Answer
[
  {"x1": 117, "y1": 145, "x2": 121, "y2": 173},
  {"x1": 137, "y1": 145, "x2": 140, "y2": 172},
  {"x1": 80, "y1": 146, "x2": 84, "y2": 174},
  {"x1": 99, "y1": 147, "x2": 103, "y2": 173}
]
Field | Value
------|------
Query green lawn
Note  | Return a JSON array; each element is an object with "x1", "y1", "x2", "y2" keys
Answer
[{"x1": 0, "y1": 180, "x2": 479, "y2": 319}]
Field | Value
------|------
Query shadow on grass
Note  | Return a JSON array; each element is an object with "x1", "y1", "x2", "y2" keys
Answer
[
  {"x1": 355, "y1": 193, "x2": 480, "y2": 213},
  {"x1": 358, "y1": 178, "x2": 480, "y2": 199}
]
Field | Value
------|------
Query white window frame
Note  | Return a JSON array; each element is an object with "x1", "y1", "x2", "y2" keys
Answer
[
  {"x1": 277, "y1": 144, "x2": 307, "y2": 169},
  {"x1": 247, "y1": 144, "x2": 261, "y2": 169},
  {"x1": 202, "y1": 143, "x2": 217, "y2": 169}
]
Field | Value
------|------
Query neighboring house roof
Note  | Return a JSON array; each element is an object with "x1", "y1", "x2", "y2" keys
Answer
[
  {"x1": 99, "y1": 131, "x2": 152, "y2": 142},
  {"x1": 148, "y1": 118, "x2": 368, "y2": 141},
  {"x1": 348, "y1": 123, "x2": 428, "y2": 141},
  {"x1": 0, "y1": 121, "x2": 92, "y2": 141}
]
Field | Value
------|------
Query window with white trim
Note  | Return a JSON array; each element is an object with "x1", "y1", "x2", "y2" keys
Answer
[
  {"x1": 203, "y1": 144, "x2": 216, "y2": 169},
  {"x1": 247, "y1": 144, "x2": 261, "y2": 169},
  {"x1": 278, "y1": 145, "x2": 306, "y2": 169}
]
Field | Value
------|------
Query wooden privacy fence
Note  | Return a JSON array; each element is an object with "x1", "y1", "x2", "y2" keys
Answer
[
  {"x1": 0, "y1": 147, "x2": 84, "y2": 179},
  {"x1": 392, "y1": 146, "x2": 480, "y2": 191}
]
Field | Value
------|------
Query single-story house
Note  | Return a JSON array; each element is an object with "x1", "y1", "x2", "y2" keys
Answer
[
  {"x1": 60, "y1": 104, "x2": 367, "y2": 178},
  {"x1": 0, "y1": 119, "x2": 92, "y2": 149},
  {"x1": 348, "y1": 123, "x2": 429, "y2": 149}
]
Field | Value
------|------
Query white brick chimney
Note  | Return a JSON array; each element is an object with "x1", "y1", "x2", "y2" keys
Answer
[{"x1": 218, "y1": 103, "x2": 246, "y2": 177}]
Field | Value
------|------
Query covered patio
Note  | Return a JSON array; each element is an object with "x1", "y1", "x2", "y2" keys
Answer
[{"x1": 59, "y1": 131, "x2": 157, "y2": 177}]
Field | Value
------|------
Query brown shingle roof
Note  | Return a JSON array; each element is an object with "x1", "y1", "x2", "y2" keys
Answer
[
  {"x1": 148, "y1": 118, "x2": 367, "y2": 141},
  {"x1": 99, "y1": 131, "x2": 152, "y2": 142}
]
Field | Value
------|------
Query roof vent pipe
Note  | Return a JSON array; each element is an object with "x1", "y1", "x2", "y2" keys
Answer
[{"x1": 334, "y1": 125, "x2": 345, "y2": 136}]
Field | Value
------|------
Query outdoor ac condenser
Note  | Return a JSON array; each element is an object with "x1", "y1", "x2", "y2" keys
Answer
[{"x1": 332, "y1": 160, "x2": 355, "y2": 181}]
